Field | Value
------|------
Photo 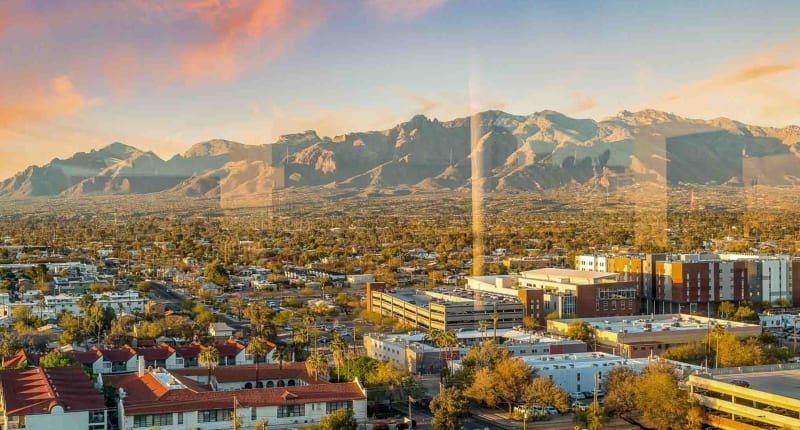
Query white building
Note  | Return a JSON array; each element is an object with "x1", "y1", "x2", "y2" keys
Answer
[
  {"x1": 4, "y1": 291, "x2": 147, "y2": 321},
  {"x1": 453, "y1": 352, "x2": 700, "y2": 394},
  {"x1": 105, "y1": 365, "x2": 367, "y2": 430},
  {"x1": 0, "y1": 366, "x2": 107, "y2": 430}
]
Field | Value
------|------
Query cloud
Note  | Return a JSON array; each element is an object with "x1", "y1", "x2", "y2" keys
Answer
[
  {"x1": 565, "y1": 92, "x2": 596, "y2": 114},
  {"x1": 646, "y1": 39, "x2": 800, "y2": 126},
  {"x1": 0, "y1": 76, "x2": 95, "y2": 128},
  {"x1": 363, "y1": 0, "x2": 447, "y2": 20},
  {"x1": 177, "y1": 0, "x2": 331, "y2": 81}
]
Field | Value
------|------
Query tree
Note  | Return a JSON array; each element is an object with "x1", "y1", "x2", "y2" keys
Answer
[
  {"x1": 634, "y1": 362, "x2": 690, "y2": 430},
  {"x1": 252, "y1": 418, "x2": 269, "y2": 430},
  {"x1": 565, "y1": 320, "x2": 594, "y2": 343},
  {"x1": 40, "y1": 351, "x2": 80, "y2": 368},
  {"x1": 524, "y1": 376, "x2": 568, "y2": 413},
  {"x1": 83, "y1": 303, "x2": 106, "y2": 342},
  {"x1": 203, "y1": 261, "x2": 229, "y2": 286},
  {"x1": 243, "y1": 302, "x2": 274, "y2": 339},
  {"x1": 573, "y1": 404, "x2": 607, "y2": 430},
  {"x1": 465, "y1": 355, "x2": 533, "y2": 417},
  {"x1": 522, "y1": 316, "x2": 538, "y2": 332},
  {"x1": 199, "y1": 346, "x2": 219, "y2": 383},
  {"x1": 603, "y1": 366, "x2": 639, "y2": 418},
  {"x1": 329, "y1": 332, "x2": 347, "y2": 381},
  {"x1": 430, "y1": 387, "x2": 468, "y2": 430},
  {"x1": 718, "y1": 301, "x2": 736, "y2": 319},
  {"x1": 247, "y1": 339, "x2": 268, "y2": 384},
  {"x1": 273, "y1": 344, "x2": 293, "y2": 372},
  {"x1": 491, "y1": 312, "x2": 500, "y2": 341},
  {"x1": 319, "y1": 407, "x2": 357, "y2": 430},
  {"x1": 305, "y1": 352, "x2": 329, "y2": 382}
]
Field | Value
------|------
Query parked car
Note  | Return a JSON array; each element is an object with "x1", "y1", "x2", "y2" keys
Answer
[
  {"x1": 545, "y1": 405, "x2": 558, "y2": 415},
  {"x1": 729, "y1": 379, "x2": 750, "y2": 388},
  {"x1": 569, "y1": 392, "x2": 586, "y2": 400}
]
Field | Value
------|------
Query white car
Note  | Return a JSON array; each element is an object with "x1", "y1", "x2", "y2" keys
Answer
[{"x1": 570, "y1": 392, "x2": 586, "y2": 400}]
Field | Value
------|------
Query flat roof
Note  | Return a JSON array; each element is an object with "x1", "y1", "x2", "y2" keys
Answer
[
  {"x1": 369, "y1": 329, "x2": 574, "y2": 346},
  {"x1": 379, "y1": 287, "x2": 521, "y2": 308},
  {"x1": 554, "y1": 314, "x2": 759, "y2": 333},
  {"x1": 521, "y1": 268, "x2": 618, "y2": 284},
  {"x1": 714, "y1": 369, "x2": 800, "y2": 400}
]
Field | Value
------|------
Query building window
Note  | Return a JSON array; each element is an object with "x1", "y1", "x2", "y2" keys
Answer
[
  {"x1": 198, "y1": 409, "x2": 233, "y2": 423},
  {"x1": 251, "y1": 407, "x2": 257, "y2": 421},
  {"x1": 134, "y1": 413, "x2": 173, "y2": 427},
  {"x1": 326, "y1": 400, "x2": 353, "y2": 413},
  {"x1": 178, "y1": 412, "x2": 183, "y2": 425},
  {"x1": 89, "y1": 410, "x2": 105, "y2": 424},
  {"x1": 278, "y1": 404, "x2": 305, "y2": 418}
]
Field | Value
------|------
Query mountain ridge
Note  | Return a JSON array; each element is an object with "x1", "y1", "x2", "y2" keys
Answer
[{"x1": 1, "y1": 109, "x2": 799, "y2": 199}]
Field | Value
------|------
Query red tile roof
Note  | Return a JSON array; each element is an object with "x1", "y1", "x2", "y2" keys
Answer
[
  {"x1": 97, "y1": 345, "x2": 136, "y2": 362},
  {"x1": 62, "y1": 349, "x2": 103, "y2": 365},
  {"x1": 135, "y1": 345, "x2": 175, "y2": 361},
  {"x1": 171, "y1": 362, "x2": 321, "y2": 384},
  {"x1": 172, "y1": 343, "x2": 201, "y2": 359},
  {"x1": 2, "y1": 349, "x2": 41, "y2": 368},
  {"x1": 105, "y1": 368, "x2": 365, "y2": 416},
  {"x1": 0, "y1": 366, "x2": 105, "y2": 416}
]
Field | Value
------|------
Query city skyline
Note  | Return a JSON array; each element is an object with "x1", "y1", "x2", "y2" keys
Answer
[{"x1": 1, "y1": 0, "x2": 799, "y2": 174}]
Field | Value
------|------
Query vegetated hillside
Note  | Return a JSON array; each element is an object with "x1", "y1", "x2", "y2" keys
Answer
[{"x1": 1, "y1": 110, "x2": 798, "y2": 199}]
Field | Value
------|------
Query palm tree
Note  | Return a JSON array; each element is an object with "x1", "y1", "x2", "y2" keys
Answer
[
  {"x1": 329, "y1": 332, "x2": 347, "y2": 381},
  {"x1": 305, "y1": 352, "x2": 329, "y2": 382},
  {"x1": 273, "y1": 344, "x2": 293, "y2": 372},
  {"x1": 491, "y1": 312, "x2": 500, "y2": 342},
  {"x1": 438, "y1": 330, "x2": 458, "y2": 372},
  {"x1": 247, "y1": 338, "x2": 267, "y2": 385},
  {"x1": 199, "y1": 345, "x2": 219, "y2": 385},
  {"x1": 302, "y1": 312, "x2": 316, "y2": 352},
  {"x1": 478, "y1": 320, "x2": 488, "y2": 339}
]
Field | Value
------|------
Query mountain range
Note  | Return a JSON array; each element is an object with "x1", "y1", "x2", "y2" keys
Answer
[{"x1": 2, "y1": 109, "x2": 799, "y2": 199}]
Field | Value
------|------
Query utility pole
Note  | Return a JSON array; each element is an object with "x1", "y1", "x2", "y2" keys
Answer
[{"x1": 593, "y1": 373, "x2": 599, "y2": 408}]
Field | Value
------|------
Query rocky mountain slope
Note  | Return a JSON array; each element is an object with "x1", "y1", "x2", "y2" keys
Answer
[{"x1": 1, "y1": 110, "x2": 798, "y2": 199}]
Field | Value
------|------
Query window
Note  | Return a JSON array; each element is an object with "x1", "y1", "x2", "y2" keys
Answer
[
  {"x1": 178, "y1": 412, "x2": 184, "y2": 425},
  {"x1": 134, "y1": 414, "x2": 173, "y2": 428},
  {"x1": 278, "y1": 404, "x2": 305, "y2": 418},
  {"x1": 251, "y1": 407, "x2": 257, "y2": 421},
  {"x1": 327, "y1": 400, "x2": 354, "y2": 413},
  {"x1": 198, "y1": 409, "x2": 233, "y2": 423},
  {"x1": 89, "y1": 410, "x2": 105, "y2": 424}
]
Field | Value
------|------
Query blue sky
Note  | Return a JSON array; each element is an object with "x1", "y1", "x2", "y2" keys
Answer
[{"x1": 1, "y1": 0, "x2": 799, "y2": 173}]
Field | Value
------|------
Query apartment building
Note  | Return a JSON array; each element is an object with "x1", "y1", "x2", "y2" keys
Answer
[
  {"x1": 577, "y1": 253, "x2": 800, "y2": 315},
  {"x1": 0, "y1": 366, "x2": 107, "y2": 430},
  {"x1": 466, "y1": 268, "x2": 640, "y2": 325},
  {"x1": 104, "y1": 365, "x2": 367, "y2": 430}
]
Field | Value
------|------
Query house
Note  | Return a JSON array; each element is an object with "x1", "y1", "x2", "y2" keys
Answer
[
  {"x1": 0, "y1": 366, "x2": 107, "y2": 430},
  {"x1": 135, "y1": 344, "x2": 181, "y2": 369},
  {"x1": 97, "y1": 345, "x2": 138, "y2": 373},
  {"x1": 173, "y1": 344, "x2": 202, "y2": 368},
  {"x1": 2, "y1": 349, "x2": 42, "y2": 368},
  {"x1": 209, "y1": 322, "x2": 235, "y2": 338},
  {"x1": 197, "y1": 339, "x2": 252, "y2": 366},
  {"x1": 200, "y1": 282, "x2": 223, "y2": 295},
  {"x1": 104, "y1": 365, "x2": 367, "y2": 430}
]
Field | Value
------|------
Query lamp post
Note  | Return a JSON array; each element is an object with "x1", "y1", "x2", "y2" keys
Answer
[{"x1": 523, "y1": 408, "x2": 528, "y2": 430}]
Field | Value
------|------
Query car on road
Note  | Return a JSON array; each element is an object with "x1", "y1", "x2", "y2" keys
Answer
[{"x1": 729, "y1": 379, "x2": 750, "y2": 388}]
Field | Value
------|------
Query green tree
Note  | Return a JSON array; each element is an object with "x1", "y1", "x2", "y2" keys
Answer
[
  {"x1": 243, "y1": 302, "x2": 274, "y2": 339},
  {"x1": 430, "y1": 387, "x2": 468, "y2": 430},
  {"x1": 465, "y1": 355, "x2": 533, "y2": 417},
  {"x1": 718, "y1": 301, "x2": 736, "y2": 319},
  {"x1": 203, "y1": 261, "x2": 229, "y2": 286},
  {"x1": 199, "y1": 346, "x2": 219, "y2": 383},
  {"x1": 247, "y1": 338, "x2": 268, "y2": 384},
  {"x1": 329, "y1": 332, "x2": 347, "y2": 381},
  {"x1": 524, "y1": 376, "x2": 569, "y2": 412},
  {"x1": 40, "y1": 351, "x2": 80, "y2": 368},
  {"x1": 305, "y1": 352, "x2": 329, "y2": 382},
  {"x1": 603, "y1": 366, "x2": 639, "y2": 418},
  {"x1": 634, "y1": 362, "x2": 690, "y2": 430},
  {"x1": 319, "y1": 407, "x2": 357, "y2": 430},
  {"x1": 565, "y1": 320, "x2": 594, "y2": 343},
  {"x1": 573, "y1": 404, "x2": 607, "y2": 430}
]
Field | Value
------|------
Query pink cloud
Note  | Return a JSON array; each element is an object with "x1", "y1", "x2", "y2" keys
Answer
[
  {"x1": 0, "y1": 76, "x2": 94, "y2": 128},
  {"x1": 177, "y1": 0, "x2": 331, "y2": 81}
]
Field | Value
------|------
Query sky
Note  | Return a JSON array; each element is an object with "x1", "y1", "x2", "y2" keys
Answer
[{"x1": 1, "y1": 0, "x2": 799, "y2": 174}]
